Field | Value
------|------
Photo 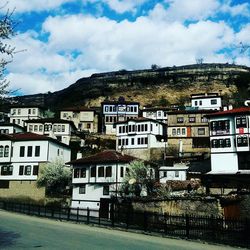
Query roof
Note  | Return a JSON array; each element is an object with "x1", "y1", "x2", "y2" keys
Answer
[
  {"x1": 142, "y1": 107, "x2": 172, "y2": 112},
  {"x1": 59, "y1": 106, "x2": 97, "y2": 112},
  {"x1": 0, "y1": 132, "x2": 70, "y2": 148},
  {"x1": 10, "y1": 105, "x2": 45, "y2": 110},
  {"x1": 101, "y1": 101, "x2": 139, "y2": 105},
  {"x1": 115, "y1": 117, "x2": 166, "y2": 126},
  {"x1": 167, "y1": 109, "x2": 217, "y2": 115},
  {"x1": 25, "y1": 118, "x2": 76, "y2": 129},
  {"x1": 206, "y1": 107, "x2": 250, "y2": 117},
  {"x1": 0, "y1": 122, "x2": 24, "y2": 129},
  {"x1": 68, "y1": 150, "x2": 140, "y2": 165}
]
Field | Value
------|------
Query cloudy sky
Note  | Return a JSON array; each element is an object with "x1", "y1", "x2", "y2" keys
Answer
[{"x1": 1, "y1": 0, "x2": 250, "y2": 95}]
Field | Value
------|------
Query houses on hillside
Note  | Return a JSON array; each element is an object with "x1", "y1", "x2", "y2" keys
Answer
[{"x1": 0, "y1": 132, "x2": 71, "y2": 201}]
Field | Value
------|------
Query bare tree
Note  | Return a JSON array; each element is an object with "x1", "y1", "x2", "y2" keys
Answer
[{"x1": 0, "y1": 7, "x2": 16, "y2": 100}]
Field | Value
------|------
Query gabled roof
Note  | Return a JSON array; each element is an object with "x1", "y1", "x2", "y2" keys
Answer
[
  {"x1": 25, "y1": 118, "x2": 77, "y2": 129},
  {"x1": 68, "y1": 150, "x2": 139, "y2": 165},
  {"x1": 206, "y1": 107, "x2": 250, "y2": 117},
  {"x1": 115, "y1": 117, "x2": 166, "y2": 126},
  {"x1": 0, "y1": 132, "x2": 70, "y2": 148}
]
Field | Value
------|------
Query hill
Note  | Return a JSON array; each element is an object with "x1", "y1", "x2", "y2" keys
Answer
[{"x1": 10, "y1": 63, "x2": 250, "y2": 110}]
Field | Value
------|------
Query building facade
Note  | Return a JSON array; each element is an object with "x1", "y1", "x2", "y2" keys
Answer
[
  {"x1": 167, "y1": 110, "x2": 214, "y2": 156},
  {"x1": 190, "y1": 93, "x2": 222, "y2": 110},
  {"x1": 101, "y1": 98, "x2": 140, "y2": 135},
  {"x1": 9, "y1": 106, "x2": 44, "y2": 127},
  {"x1": 115, "y1": 118, "x2": 167, "y2": 160},
  {"x1": 0, "y1": 133, "x2": 71, "y2": 200},
  {"x1": 26, "y1": 118, "x2": 76, "y2": 145},
  {"x1": 207, "y1": 107, "x2": 250, "y2": 174},
  {"x1": 141, "y1": 107, "x2": 169, "y2": 123},
  {"x1": 60, "y1": 107, "x2": 99, "y2": 133},
  {"x1": 69, "y1": 150, "x2": 138, "y2": 211},
  {"x1": 0, "y1": 123, "x2": 24, "y2": 134}
]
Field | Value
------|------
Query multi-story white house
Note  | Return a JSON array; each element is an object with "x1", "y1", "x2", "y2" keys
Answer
[
  {"x1": 60, "y1": 107, "x2": 99, "y2": 133},
  {"x1": 0, "y1": 132, "x2": 71, "y2": 200},
  {"x1": 26, "y1": 118, "x2": 77, "y2": 145},
  {"x1": 142, "y1": 107, "x2": 169, "y2": 124},
  {"x1": 101, "y1": 97, "x2": 140, "y2": 135},
  {"x1": 0, "y1": 123, "x2": 24, "y2": 134},
  {"x1": 9, "y1": 105, "x2": 45, "y2": 127},
  {"x1": 207, "y1": 107, "x2": 250, "y2": 175},
  {"x1": 191, "y1": 93, "x2": 222, "y2": 110},
  {"x1": 159, "y1": 163, "x2": 189, "y2": 183},
  {"x1": 69, "y1": 150, "x2": 138, "y2": 212},
  {"x1": 115, "y1": 117, "x2": 167, "y2": 160}
]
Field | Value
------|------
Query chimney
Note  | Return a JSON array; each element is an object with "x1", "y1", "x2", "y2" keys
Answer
[
  {"x1": 223, "y1": 106, "x2": 228, "y2": 111},
  {"x1": 228, "y1": 105, "x2": 233, "y2": 110}
]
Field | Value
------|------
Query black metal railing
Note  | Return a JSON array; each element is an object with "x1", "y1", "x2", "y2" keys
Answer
[{"x1": 0, "y1": 200, "x2": 249, "y2": 248}]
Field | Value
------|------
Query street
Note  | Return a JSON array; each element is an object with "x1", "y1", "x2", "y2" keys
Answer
[{"x1": 0, "y1": 210, "x2": 242, "y2": 250}]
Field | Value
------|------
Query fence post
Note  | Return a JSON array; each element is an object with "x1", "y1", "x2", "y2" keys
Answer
[
  {"x1": 144, "y1": 211, "x2": 148, "y2": 231},
  {"x1": 67, "y1": 207, "x2": 71, "y2": 221},
  {"x1": 76, "y1": 207, "x2": 79, "y2": 222},
  {"x1": 185, "y1": 214, "x2": 190, "y2": 238},
  {"x1": 98, "y1": 208, "x2": 101, "y2": 225},
  {"x1": 110, "y1": 203, "x2": 114, "y2": 227},
  {"x1": 164, "y1": 213, "x2": 167, "y2": 234},
  {"x1": 87, "y1": 207, "x2": 90, "y2": 224}
]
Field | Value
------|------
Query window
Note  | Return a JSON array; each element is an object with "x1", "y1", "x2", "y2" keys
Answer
[
  {"x1": 236, "y1": 116, "x2": 247, "y2": 128},
  {"x1": 29, "y1": 125, "x2": 33, "y2": 132},
  {"x1": 177, "y1": 128, "x2": 181, "y2": 135},
  {"x1": 91, "y1": 166, "x2": 96, "y2": 177},
  {"x1": 62, "y1": 125, "x2": 65, "y2": 132},
  {"x1": 32, "y1": 109, "x2": 36, "y2": 114},
  {"x1": 103, "y1": 185, "x2": 109, "y2": 195},
  {"x1": 118, "y1": 139, "x2": 121, "y2": 146},
  {"x1": 79, "y1": 185, "x2": 86, "y2": 194},
  {"x1": 27, "y1": 146, "x2": 32, "y2": 157},
  {"x1": 4, "y1": 146, "x2": 9, "y2": 157},
  {"x1": 199, "y1": 100, "x2": 202, "y2": 105},
  {"x1": 211, "y1": 99, "x2": 217, "y2": 105},
  {"x1": 237, "y1": 136, "x2": 248, "y2": 147},
  {"x1": 80, "y1": 168, "x2": 86, "y2": 178},
  {"x1": 39, "y1": 125, "x2": 43, "y2": 132},
  {"x1": 120, "y1": 166, "x2": 124, "y2": 178},
  {"x1": 181, "y1": 128, "x2": 186, "y2": 135},
  {"x1": 194, "y1": 101, "x2": 198, "y2": 106},
  {"x1": 0, "y1": 146, "x2": 3, "y2": 157},
  {"x1": 34, "y1": 125, "x2": 38, "y2": 132},
  {"x1": 198, "y1": 128, "x2": 205, "y2": 135},
  {"x1": 211, "y1": 139, "x2": 218, "y2": 148},
  {"x1": 106, "y1": 166, "x2": 112, "y2": 177},
  {"x1": 19, "y1": 165, "x2": 24, "y2": 175},
  {"x1": 131, "y1": 138, "x2": 134, "y2": 145},
  {"x1": 210, "y1": 120, "x2": 230, "y2": 132},
  {"x1": 98, "y1": 166, "x2": 104, "y2": 177},
  {"x1": 18, "y1": 109, "x2": 21, "y2": 115},
  {"x1": 35, "y1": 146, "x2": 40, "y2": 157},
  {"x1": 58, "y1": 125, "x2": 61, "y2": 132},
  {"x1": 53, "y1": 125, "x2": 57, "y2": 132},
  {"x1": 189, "y1": 117, "x2": 196, "y2": 123},
  {"x1": 201, "y1": 116, "x2": 208, "y2": 123},
  {"x1": 0, "y1": 180, "x2": 9, "y2": 189},
  {"x1": 25, "y1": 166, "x2": 31, "y2": 175},
  {"x1": 177, "y1": 117, "x2": 184, "y2": 123},
  {"x1": 33, "y1": 165, "x2": 39, "y2": 175},
  {"x1": 1, "y1": 165, "x2": 13, "y2": 175},
  {"x1": 20, "y1": 146, "x2": 25, "y2": 157},
  {"x1": 28, "y1": 109, "x2": 31, "y2": 114},
  {"x1": 172, "y1": 129, "x2": 176, "y2": 136},
  {"x1": 44, "y1": 124, "x2": 52, "y2": 132},
  {"x1": 175, "y1": 171, "x2": 179, "y2": 177},
  {"x1": 225, "y1": 139, "x2": 231, "y2": 147}
]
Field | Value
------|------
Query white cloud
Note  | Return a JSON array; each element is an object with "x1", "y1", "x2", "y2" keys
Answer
[
  {"x1": 0, "y1": 0, "x2": 73, "y2": 13},
  {"x1": 221, "y1": 0, "x2": 250, "y2": 17},
  {"x1": 84, "y1": 0, "x2": 146, "y2": 14}
]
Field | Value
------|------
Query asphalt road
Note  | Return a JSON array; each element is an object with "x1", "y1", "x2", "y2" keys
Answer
[{"x1": 0, "y1": 210, "x2": 242, "y2": 250}]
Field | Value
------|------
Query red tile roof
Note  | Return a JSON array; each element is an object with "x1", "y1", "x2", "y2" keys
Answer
[
  {"x1": 206, "y1": 107, "x2": 250, "y2": 117},
  {"x1": 68, "y1": 150, "x2": 139, "y2": 165}
]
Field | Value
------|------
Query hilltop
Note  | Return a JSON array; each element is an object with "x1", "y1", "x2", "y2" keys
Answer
[{"x1": 10, "y1": 63, "x2": 250, "y2": 110}]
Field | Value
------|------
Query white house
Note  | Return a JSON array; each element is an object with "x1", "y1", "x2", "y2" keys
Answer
[
  {"x1": 191, "y1": 93, "x2": 222, "y2": 110},
  {"x1": 26, "y1": 118, "x2": 77, "y2": 145},
  {"x1": 68, "y1": 150, "x2": 139, "y2": 212},
  {"x1": 60, "y1": 107, "x2": 99, "y2": 133},
  {"x1": 207, "y1": 107, "x2": 250, "y2": 175},
  {"x1": 0, "y1": 132, "x2": 71, "y2": 200},
  {"x1": 101, "y1": 97, "x2": 140, "y2": 135},
  {"x1": 9, "y1": 106, "x2": 45, "y2": 127},
  {"x1": 0, "y1": 123, "x2": 25, "y2": 134},
  {"x1": 159, "y1": 163, "x2": 189, "y2": 183},
  {"x1": 142, "y1": 107, "x2": 169, "y2": 124},
  {"x1": 115, "y1": 117, "x2": 167, "y2": 160}
]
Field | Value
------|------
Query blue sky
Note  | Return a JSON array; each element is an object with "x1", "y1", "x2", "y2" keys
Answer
[{"x1": 2, "y1": 0, "x2": 250, "y2": 95}]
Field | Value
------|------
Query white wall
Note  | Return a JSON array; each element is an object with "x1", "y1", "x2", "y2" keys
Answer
[
  {"x1": 211, "y1": 153, "x2": 238, "y2": 173},
  {"x1": 191, "y1": 97, "x2": 222, "y2": 110}
]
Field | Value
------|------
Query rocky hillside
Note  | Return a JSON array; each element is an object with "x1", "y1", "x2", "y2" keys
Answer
[{"x1": 10, "y1": 63, "x2": 250, "y2": 110}]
